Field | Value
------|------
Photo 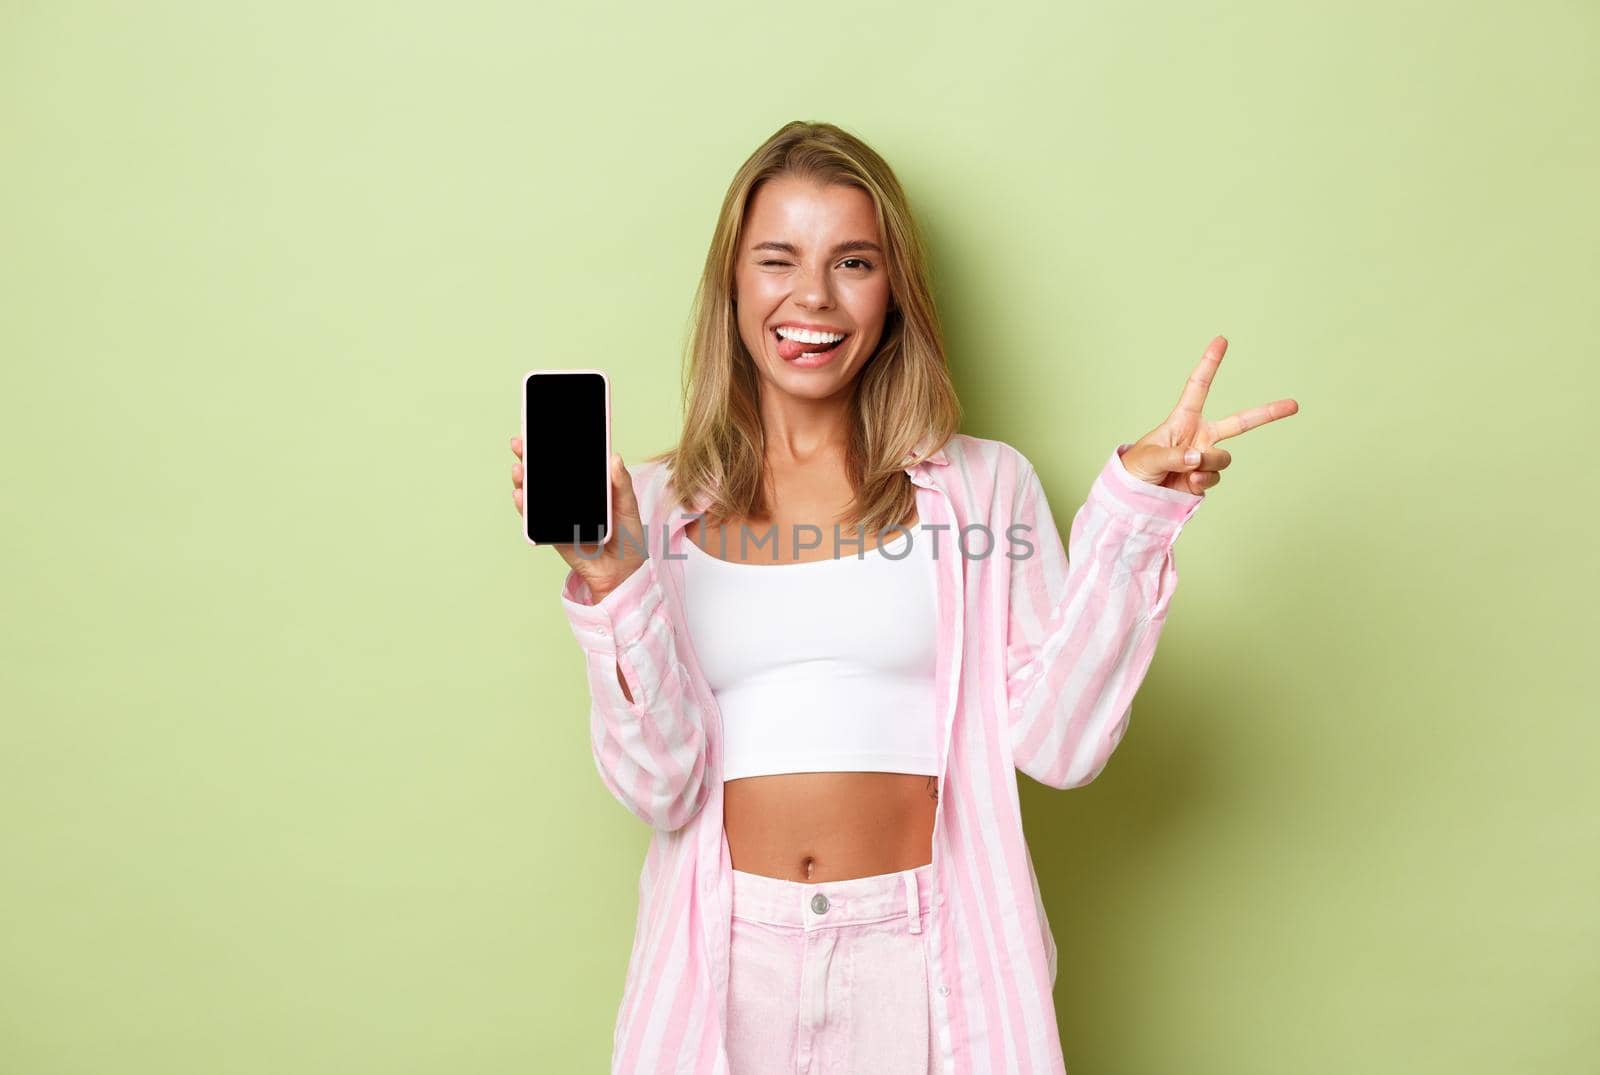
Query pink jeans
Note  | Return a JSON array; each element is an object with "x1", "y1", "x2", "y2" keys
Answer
[{"x1": 725, "y1": 861, "x2": 935, "y2": 1075}]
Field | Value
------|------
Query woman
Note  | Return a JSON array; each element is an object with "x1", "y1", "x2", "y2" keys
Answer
[{"x1": 510, "y1": 121, "x2": 1296, "y2": 1074}]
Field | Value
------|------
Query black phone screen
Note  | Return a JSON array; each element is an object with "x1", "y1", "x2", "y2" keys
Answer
[{"x1": 523, "y1": 371, "x2": 609, "y2": 545}]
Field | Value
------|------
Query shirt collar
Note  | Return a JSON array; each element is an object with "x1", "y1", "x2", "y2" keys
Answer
[{"x1": 901, "y1": 434, "x2": 951, "y2": 469}]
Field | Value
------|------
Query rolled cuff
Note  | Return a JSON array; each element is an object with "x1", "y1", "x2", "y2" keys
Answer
[
  {"x1": 559, "y1": 558, "x2": 663, "y2": 657},
  {"x1": 1090, "y1": 443, "x2": 1206, "y2": 527}
]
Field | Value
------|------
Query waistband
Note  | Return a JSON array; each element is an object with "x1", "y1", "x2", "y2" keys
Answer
[{"x1": 731, "y1": 862, "x2": 934, "y2": 934}]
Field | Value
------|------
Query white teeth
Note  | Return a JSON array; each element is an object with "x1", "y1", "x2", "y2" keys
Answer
[{"x1": 775, "y1": 326, "x2": 846, "y2": 345}]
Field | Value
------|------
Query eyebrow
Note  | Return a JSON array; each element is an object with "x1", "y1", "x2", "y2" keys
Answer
[{"x1": 751, "y1": 239, "x2": 884, "y2": 256}]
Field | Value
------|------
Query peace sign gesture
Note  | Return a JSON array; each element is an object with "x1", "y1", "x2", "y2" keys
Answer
[{"x1": 1119, "y1": 335, "x2": 1299, "y2": 496}]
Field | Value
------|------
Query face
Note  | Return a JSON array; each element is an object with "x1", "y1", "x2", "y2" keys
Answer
[{"x1": 732, "y1": 175, "x2": 893, "y2": 400}]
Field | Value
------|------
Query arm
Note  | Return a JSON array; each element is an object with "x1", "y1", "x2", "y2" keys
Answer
[
  {"x1": 1005, "y1": 443, "x2": 1205, "y2": 789},
  {"x1": 560, "y1": 556, "x2": 710, "y2": 831}
]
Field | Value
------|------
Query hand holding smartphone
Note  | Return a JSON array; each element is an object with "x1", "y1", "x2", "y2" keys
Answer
[{"x1": 514, "y1": 369, "x2": 648, "y2": 602}]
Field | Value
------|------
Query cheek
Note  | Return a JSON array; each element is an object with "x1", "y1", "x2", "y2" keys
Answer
[
  {"x1": 743, "y1": 273, "x2": 785, "y2": 303},
  {"x1": 733, "y1": 287, "x2": 774, "y2": 354},
  {"x1": 848, "y1": 279, "x2": 894, "y2": 324}
]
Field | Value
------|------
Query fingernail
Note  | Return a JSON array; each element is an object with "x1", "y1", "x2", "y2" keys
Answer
[{"x1": 1185, "y1": 450, "x2": 1201, "y2": 465}]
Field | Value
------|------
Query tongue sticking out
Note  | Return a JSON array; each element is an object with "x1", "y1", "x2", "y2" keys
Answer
[{"x1": 777, "y1": 334, "x2": 844, "y2": 361}]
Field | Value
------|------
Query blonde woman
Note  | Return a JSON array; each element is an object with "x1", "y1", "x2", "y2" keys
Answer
[{"x1": 510, "y1": 121, "x2": 1296, "y2": 1074}]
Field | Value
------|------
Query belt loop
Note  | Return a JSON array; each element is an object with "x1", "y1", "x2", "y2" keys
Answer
[{"x1": 903, "y1": 871, "x2": 921, "y2": 934}]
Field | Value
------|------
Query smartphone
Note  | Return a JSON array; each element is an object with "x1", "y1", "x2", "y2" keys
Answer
[{"x1": 521, "y1": 369, "x2": 612, "y2": 546}]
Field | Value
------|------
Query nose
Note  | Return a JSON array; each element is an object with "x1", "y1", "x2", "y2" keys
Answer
[{"x1": 793, "y1": 257, "x2": 834, "y2": 310}]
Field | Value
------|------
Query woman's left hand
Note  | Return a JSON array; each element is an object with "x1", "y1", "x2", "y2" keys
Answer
[{"x1": 1119, "y1": 335, "x2": 1299, "y2": 496}]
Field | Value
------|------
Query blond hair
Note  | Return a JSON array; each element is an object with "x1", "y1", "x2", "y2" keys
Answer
[{"x1": 644, "y1": 120, "x2": 962, "y2": 537}]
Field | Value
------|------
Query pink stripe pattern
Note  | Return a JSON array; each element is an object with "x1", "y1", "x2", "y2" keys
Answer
[{"x1": 558, "y1": 433, "x2": 1204, "y2": 1073}]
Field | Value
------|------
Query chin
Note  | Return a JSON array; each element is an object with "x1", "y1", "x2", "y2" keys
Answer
[{"x1": 766, "y1": 364, "x2": 854, "y2": 399}]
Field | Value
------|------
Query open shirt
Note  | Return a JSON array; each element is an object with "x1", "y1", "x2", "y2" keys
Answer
[{"x1": 559, "y1": 433, "x2": 1205, "y2": 1074}]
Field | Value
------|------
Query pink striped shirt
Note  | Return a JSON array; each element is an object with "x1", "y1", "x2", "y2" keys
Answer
[{"x1": 559, "y1": 433, "x2": 1205, "y2": 1073}]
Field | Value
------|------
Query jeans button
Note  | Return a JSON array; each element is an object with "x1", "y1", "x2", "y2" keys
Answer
[{"x1": 810, "y1": 893, "x2": 829, "y2": 915}]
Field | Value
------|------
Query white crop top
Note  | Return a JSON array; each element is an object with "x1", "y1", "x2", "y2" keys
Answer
[{"x1": 680, "y1": 527, "x2": 940, "y2": 781}]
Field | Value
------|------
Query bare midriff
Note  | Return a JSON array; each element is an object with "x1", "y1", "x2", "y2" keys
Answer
[
  {"x1": 688, "y1": 512, "x2": 937, "y2": 884},
  {"x1": 724, "y1": 771, "x2": 937, "y2": 882}
]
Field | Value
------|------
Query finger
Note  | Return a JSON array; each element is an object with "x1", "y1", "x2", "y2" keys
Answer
[
  {"x1": 510, "y1": 435, "x2": 522, "y2": 457},
  {"x1": 1173, "y1": 335, "x2": 1227, "y2": 419},
  {"x1": 1207, "y1": 397, "x2": 1299, "y2": 443},
  {"x1": 1191, "y1": 469, "x2": 1220, "y2": 493},
  {"x1": 513, "y1": 488, "x2": 522, "y2": 515},
  {"x1": 513, "y1": 462, "x2": 522, "y2": 490},
  {"x1": 1196, "y1": 446, "x2": 1232, "y2": 471}
]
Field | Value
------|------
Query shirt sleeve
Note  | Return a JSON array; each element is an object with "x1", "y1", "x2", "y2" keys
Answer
[
  {"x1": 560, "y1": 555, "x2": 710, "y2": 831},
  {"x1": 1004, "y1": 443, "x2": 1204, "y2": 789}
]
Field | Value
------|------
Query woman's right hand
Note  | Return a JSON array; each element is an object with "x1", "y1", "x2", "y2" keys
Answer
[{"x1": 510, "y1": 435, "x2": 649, "y2": 601}]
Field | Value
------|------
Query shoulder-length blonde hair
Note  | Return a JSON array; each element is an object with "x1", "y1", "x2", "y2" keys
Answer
[{"x1": 644, "y1": 120, "x2": 961, "y2": 539}]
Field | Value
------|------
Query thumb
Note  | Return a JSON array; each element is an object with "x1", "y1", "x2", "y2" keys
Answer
[
  {"x1": 1123, "y1": 442, "x2": 1202, "y2": 483},
  {"x1": 1172, "y1": 446, "x2": 1203, "y2": 471},
  {"x1": 610, "y1": 453, "x2": 642, "y2": 523}
]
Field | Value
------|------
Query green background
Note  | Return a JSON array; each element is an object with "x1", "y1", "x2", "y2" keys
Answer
[{"x1": 4, "y1": 1, "x2": 1595, "y2": 1071}]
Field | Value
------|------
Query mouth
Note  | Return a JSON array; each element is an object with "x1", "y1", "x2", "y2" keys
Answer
[{"x1": 771, "y1": 326, "x2": 851, "y2": 369}]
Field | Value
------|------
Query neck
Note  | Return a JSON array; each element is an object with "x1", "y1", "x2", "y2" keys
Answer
[{"x1": 756, "y1": 386, "x2": 853, "y2": 468}]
